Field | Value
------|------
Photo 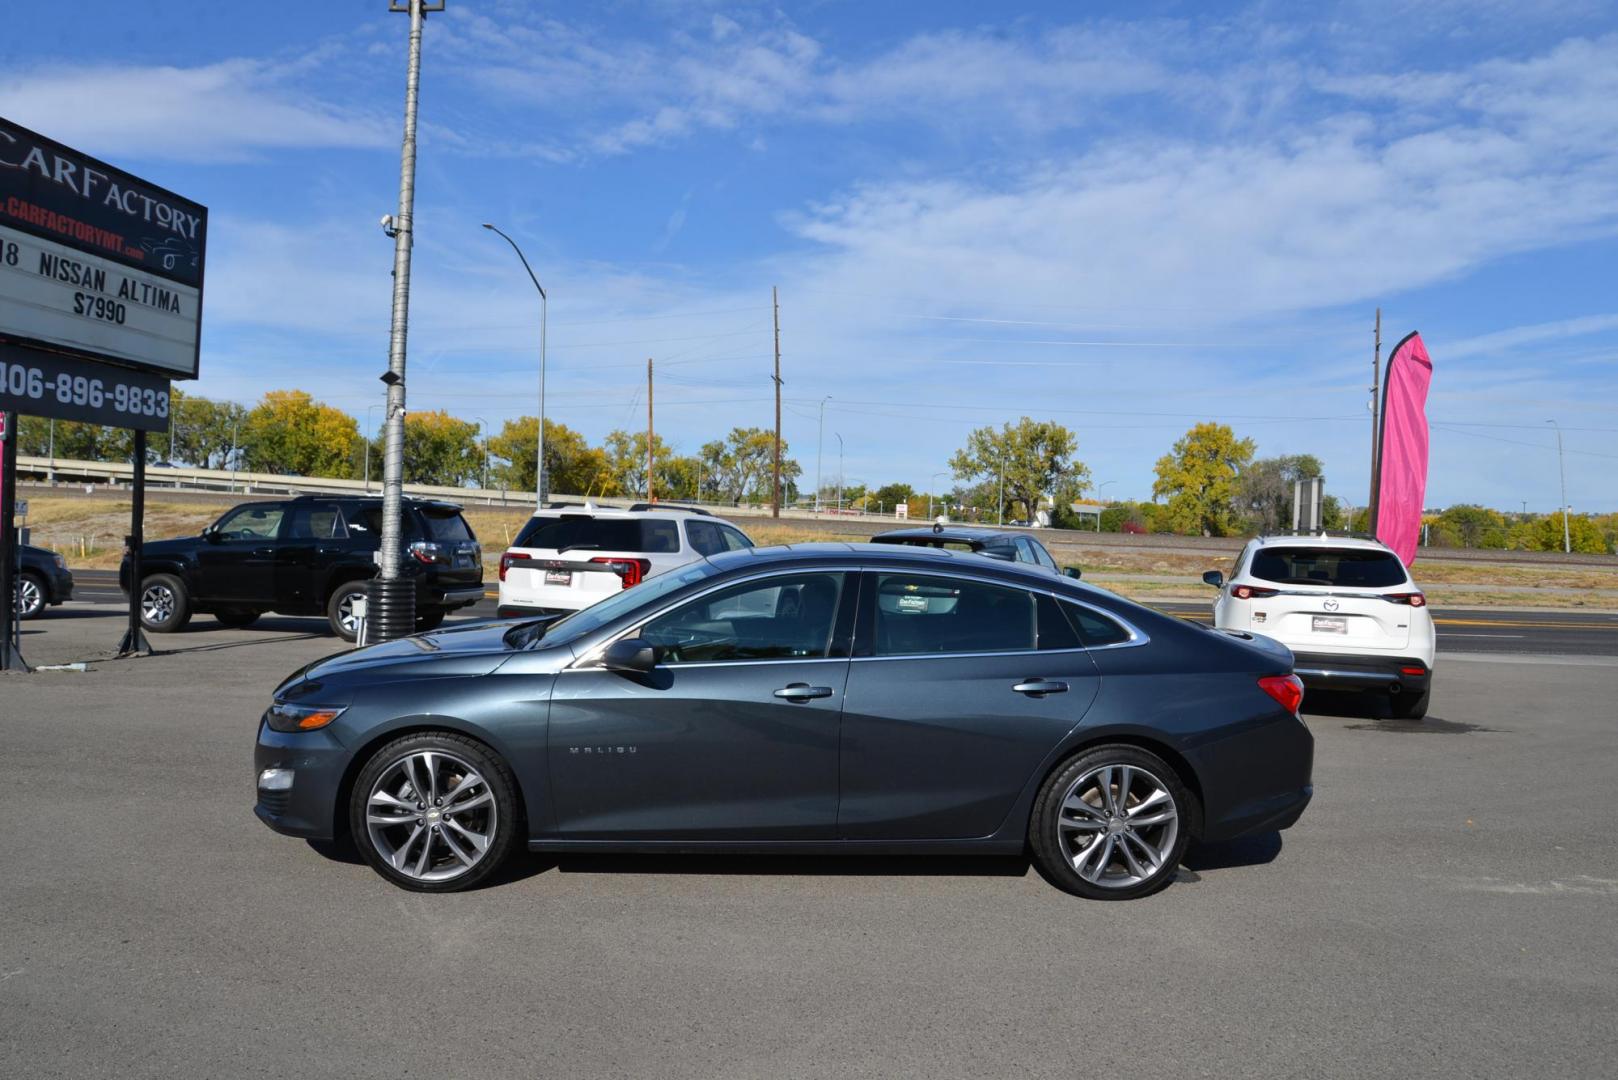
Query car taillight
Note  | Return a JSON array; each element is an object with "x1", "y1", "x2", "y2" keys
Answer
[
  {"x1": 1258, "y1": 674, "x2": 1305, "y2": 715},
  {"x1": 408, "y1": 541, "x2": 448, "y2": 565},
  {"x1": 1232, "y1": 585, "x2": 1279, "y2": 600},
  {"x1": 499, "y1": 551, "x2": 521, "y2": 582},
  {"x1": 1384, "y1": 592, "x2": 1426, "y2": 606},
  {"x1": 590, "y1": 557, "x2": 651, "y2": 588}
]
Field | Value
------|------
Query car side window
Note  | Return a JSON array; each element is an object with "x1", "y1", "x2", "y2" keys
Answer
[
  {"x1": 1036, "y1": 594, "x2": 1082, "y2": 650},
  {"x1": 214, "y1": 504, "x2": 285, "y2": 542},
  {"x1": 1031, "y1": 542, "x2": 1059, "y2": 571},
  {"x1": 718, "y1": 525, "x2": 753, "y2": 551},
  {"x1": 288, "y1": 503, "x2": 348, "y2": 540},
  {"x1": 873, "y1": 574, "x2": 1035, "y2": 656},
  {"x1": 685, "y1": 520, "x2": 725, "y2": 557},
  {"x1": 639, "y1": 572, "x2": 846, "y2": 663},
  {"x1": 1062, "y1": 601, "x2": 1132, "y2": 647},
  {"x1": 1013, "y1": 537, "x2": 1036, "y2": 563}
]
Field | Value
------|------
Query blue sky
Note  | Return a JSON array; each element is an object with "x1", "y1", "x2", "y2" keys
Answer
[{"x1": 4, "y1": 0, "x2": 1617, "y2": 512}]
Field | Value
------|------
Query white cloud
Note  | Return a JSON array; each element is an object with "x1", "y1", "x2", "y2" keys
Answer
[{"x1": 0, "y1": 59, "x2": 392, "y2": 162}]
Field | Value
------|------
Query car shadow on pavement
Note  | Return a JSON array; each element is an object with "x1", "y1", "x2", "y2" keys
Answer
[
  {"x1": 545, "y1": 852, "x2": 1034, "y2": 879},
  {"x1": 1182, "y1": 831, "x2": 1283, "y2": 875}
]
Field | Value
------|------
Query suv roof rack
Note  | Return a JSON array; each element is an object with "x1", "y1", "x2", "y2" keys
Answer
[{"x1": 626, "y1": 502, "x2": 712, "y2": 516}]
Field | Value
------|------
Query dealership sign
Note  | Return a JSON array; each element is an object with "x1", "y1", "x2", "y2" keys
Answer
[{"x1": 0, "y1": 117, "x2": 206, "y2": 423}]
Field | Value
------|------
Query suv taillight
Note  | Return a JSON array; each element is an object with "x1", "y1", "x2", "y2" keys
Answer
[
  {"x1": 1384, "y1": 592, "x2": 1426, "y2": 606},
  {"x1": 499, "y1": 550, "x2": 521, "y2": 582},
  {"x1": 1258, "y1": 674, "x2": 1305, "y2": 715},
  {"x1": 1232, "y1": 585, "x2": 1279, "y2": 600},
  {"x1": 590, "y1": 556, "x2": 651, "y2": 588},
  {"x1": 408, "y1": 541, "x2": 448, "y2": 565}
]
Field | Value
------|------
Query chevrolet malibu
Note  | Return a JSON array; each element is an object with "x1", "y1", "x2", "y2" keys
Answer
[{"x1": 255, "y1": 544, "x2": 1313, "y2": 900}]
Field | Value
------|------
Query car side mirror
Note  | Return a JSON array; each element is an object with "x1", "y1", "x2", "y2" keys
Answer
[
  {"x1": 203, "y1": 525, "x2": 222, "y2": 543},
  {"x1": 1063, "y1": 566, "x2": 1082, "y2": 579},
  {"x1": 604, "y1": 638, "x2": 662, "y2": 675},
  {"x1": 1202, "y1": 570, "x2": 1224, "y2": 588}
]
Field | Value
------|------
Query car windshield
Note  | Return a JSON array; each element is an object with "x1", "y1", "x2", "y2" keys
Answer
[
  {"x1": 511, "y1": 560, "x2": 721, "y2": 649},
  {"x1": 421, "y1": 509, "x2": 473, "y2": 542},
  {"x1": 1249, "y1": 546, "x2": 1408, "y2": 588},
  {"x1": 514, "y1": 515, "x2": 680, "y2": 554}
]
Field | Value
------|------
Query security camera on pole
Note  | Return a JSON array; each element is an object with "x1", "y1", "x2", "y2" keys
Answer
[{"x1": 370, "y1": 0, "x2": 444, "y2": 644}]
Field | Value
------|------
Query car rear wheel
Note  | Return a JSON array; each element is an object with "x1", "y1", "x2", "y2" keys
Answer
[
  {"x1": 326, "y1": 582, "x2": 368, "y2": 641},
  {"x1": 1390, "y1": 688, "x2": 1430, "y2": 720},
  {"x1": 1029, "y1": 745, "x2": 1192, "y2": 900},
  {"x1": 349, "y1": 733, "x2": 520, "y2": 892},
  {"x1": 214, "y1": 607, "x2": 261, "y2": 628},
  {"x1": 140, "y1": 573, "x2": 192, "y2": 632},
  {"x1": 16, "y1": 571, "x2": 47, "y2": 620}
]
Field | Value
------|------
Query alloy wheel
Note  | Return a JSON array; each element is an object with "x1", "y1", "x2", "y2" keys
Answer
[
  {"x1": 16, "y1": 577, "x2": 44, "y2": 618},
  {"x1": 1055, "y1": 763, "x2": 1180, "y2": 888},
  {"x1": 365, "y1": 750, "x2": 499, "y2": 883},
  {"x1": 141, "y1": 583, "x2": 176, "y2": 624},
  {"x1": 336, "y1": 590, "x2": 364, "y2": 635}
]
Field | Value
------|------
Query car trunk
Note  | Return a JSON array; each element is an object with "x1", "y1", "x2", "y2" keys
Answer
[
  {"x1": 506, "y1": 515, "x2": 680, "y2": 606},
  {"x1": 1246, "y1": 545, "x2": 1415, "y2": 652}
]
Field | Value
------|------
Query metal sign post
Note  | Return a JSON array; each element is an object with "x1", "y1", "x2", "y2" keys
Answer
[{"x1": 0, "y1": 410, "x2": 25, "y2": 670}]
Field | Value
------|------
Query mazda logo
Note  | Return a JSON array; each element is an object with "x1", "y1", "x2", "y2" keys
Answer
[{"x1": 1323, "y1": 599, "x2": 1339, "y2": 612}]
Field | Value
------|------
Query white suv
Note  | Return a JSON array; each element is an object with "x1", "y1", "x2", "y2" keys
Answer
[
  {"x1": 497, "y1": 502, "x2": 755, "y2": 618},
  {"x1": 1205, "y1": 535, "x2": 1435, "y2": 718}
]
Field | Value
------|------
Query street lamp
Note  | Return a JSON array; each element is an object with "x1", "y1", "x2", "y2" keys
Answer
[
  {"x1": 815, "y1": 395, "x2": 831, "y2": 513},
  {"x1": 364, "y1": 403, "x2": 384, "y2": 493},
  {"x1": 1096, "y1": 479, "x2": 1116, "y2": 532},
  {"x1": 928, "y1": 471, "x2": 949, "y2": 520},
  {"x1": 997, "y1": 455, "x2": 1005, "y2": 526},
  {"x1": 229, "y1": 413, "x2": 241, "y2": 493},
  {"x1": 835, "y1": 432, "x2": 844, "y2": 514},
  {"x1": 483, "y1": 223, "x2": 547, "y2": 506},
  {"x1": 472, "y1": 416, "x2": 492, "y2": 493},
  {"x1": 1547, "y1": 419, "x2": 1570, "y2": 553}
]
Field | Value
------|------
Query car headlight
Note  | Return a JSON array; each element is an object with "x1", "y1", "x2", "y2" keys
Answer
[
  {"x1": 54, "y1": 554, "x2": 67, "y2": 570},
  {"x1": 264, "y1": 702, "x2": 347, "y2": 732}
]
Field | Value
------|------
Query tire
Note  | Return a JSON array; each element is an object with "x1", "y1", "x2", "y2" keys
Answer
[
  {"x1": 349, "y1": 732, "x2": 521, "y2": 892},
  {"x1": 1390, "y1": 688, "x2": 1430, "y2": 720},
  {"x1": 1029, "y1": 744, "x2": 1193, "y2": 901},
  {"x1": 16, "y1": 571, "x2": 48, "y2": 620},
  {"x1": 214, "y1": 608, "x2": 261, "y2": 629},
  {"x1": 415, "y1": 609, "x2": 447, "y2": 632},
  {"x1": 326, "y1": 581, "x2": 369, "y2": 642},
  {"x1": 139, "y1": 573, "x2": 192, "y2": 632}
]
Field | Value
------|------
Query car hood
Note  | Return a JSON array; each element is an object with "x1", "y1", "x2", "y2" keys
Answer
[
  {"x1": 274, "y1": 618, "x2": 528, "y2": 698},
  {"x1": 140, "y1": 536, "x2": 200, "y2": 557}
]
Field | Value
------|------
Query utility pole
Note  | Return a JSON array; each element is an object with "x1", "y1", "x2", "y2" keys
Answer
[
  {"x1": 640, "y1": 359, "x2": 647, "y2": 501},
  {"x1": 1548, "y1": 419, "x2": 1570, "y2": 553},
  {"x1": 815, "y1": 396, "x2": 830, "y2": 513},
  {"x1": 1367, "y1": 307, "x2": 1381, "y2": 531},
  {"x1": 835, "y1": 432, "x2": 844, "y2": 514},
  {"x1": 772, "y1": 286, "x2": 782, "y2": 517},
  {"x1": 482, "y1": 223, "x2": 546, "y2": 505},
  {"x1": 373, "y1": 0, "x2": 441, "y2": 644},
  {"x1": 997, "y1": 455, "x2": 1005, "y2": 526}
]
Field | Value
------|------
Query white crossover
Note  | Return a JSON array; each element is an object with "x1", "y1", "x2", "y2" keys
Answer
[
  {"x1": 1206, "y1": 534, "x2": 1435, "y2": 718},
  {"x1": 497, "y1": 503, "x2": 755, "y2": 617}
]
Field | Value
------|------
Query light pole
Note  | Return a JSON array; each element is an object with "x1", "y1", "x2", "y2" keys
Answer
[
  {"x1": 928, "y1": 470, "x2": 949, "y2": 520},
  {"x1": 1548, "y1": 419, "x2": 1570, "y2": 553},
  {"x1": 483, "y1": 223, "x2": 547, "y2": 506},
  {"x1": 364, "y1": 403, "x2": 384, "y2": 492},
  {"x1": 835, "y1": 432, "x2": 844, "y2": 514},
  {"x1": 997, "y1": 455, "x2": 1005, "y2": 526},
  {"x1": 229, "y1": 414, "x2": 240, "y2": 493},
  {"x1": 472, "y1": 416, "x2": 491, "y2": 492},
  {"x1": 815, "y1": 395, "x2": 831, "y2": 513},
  {"x1": 1096, "y1": 479, "x2": 1116, "y2": 532}
]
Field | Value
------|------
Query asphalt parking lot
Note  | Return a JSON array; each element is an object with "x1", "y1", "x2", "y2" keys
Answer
[{"x1": 3, "y1": 609, "x2": 1616, "y2": 1079}]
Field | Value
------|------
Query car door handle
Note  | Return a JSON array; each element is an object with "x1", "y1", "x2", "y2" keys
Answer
[
  {"x1": 252, "y1": 548, "x2": 275, "y2": 557},
  {"x1": 773, "y1": 683, "x2": 834, "y2": 702},
  {"x1": 1013, "y1": 679, "x2": 1069, "y2": 697}
]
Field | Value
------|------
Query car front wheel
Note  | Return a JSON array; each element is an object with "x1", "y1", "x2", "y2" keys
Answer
[
  {"x1": 349, "y1": 733, "x2": 520, "y2": 892},
  {"x1": 326, "y1": 582, "x2": 368, "y2": 641},
  {"x1": 16, "y1": 572, "x2": 47, "y2": 620},
  {"x1": 1029, "y1": 745, "x2": 1192, "y2": 900}
]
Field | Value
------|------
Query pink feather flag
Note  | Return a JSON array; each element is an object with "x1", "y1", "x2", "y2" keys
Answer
[{"x1": 1374, "y1": 332, "x2": 1434, "y2": 565}]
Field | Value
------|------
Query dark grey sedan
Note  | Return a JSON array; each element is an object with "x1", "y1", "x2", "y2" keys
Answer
[{"x1": 255, "y1": 544, "x2": 1312, "y2": 899}]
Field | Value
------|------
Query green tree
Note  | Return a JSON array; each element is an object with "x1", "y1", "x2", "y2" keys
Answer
[
  {"x1": 949, "y1": 418, "x2": 1087, "y2": 524},
  {"x1": 696, "y1": 428, "x2": 801, "y2": 504},
  {"x1": 604, "y1": 430, "x2": 675, "y2": 498},
  {"x1": 1522, "y1": 513, "x2": 1607, "y2": 554},
  {"x1": 1152, "y1": 422, "x2": 1256, "y2": 536},
  {"x1": 1236, "y1": 453, "x2": 1324, "y2": 534},
  {"x1": 169, "y1": 388, "x2": 246, "y2": 469},
  {"x1": 240, "y1": 390, "x2": 361, "y2": 477},
  {"x1": 1434, "y1": 504, "x2": 1509, "y2": 549},
  {"x1": 869, "y1": 482, "x2": 915, "y2": 513},
  {"x1": 14, "y1": 416, "x2": 133, "y2": 462},
  {"x1": 488, "y1": 417, "x2": 611, "y2": 497}
]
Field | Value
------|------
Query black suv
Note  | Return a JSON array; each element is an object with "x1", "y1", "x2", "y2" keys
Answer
[
  {"x1": 119, "y1": 496, "x2": 484, "y2": 640},
  {"x1": 15, "y1": 544, "x2": 75, "y2": 619}
]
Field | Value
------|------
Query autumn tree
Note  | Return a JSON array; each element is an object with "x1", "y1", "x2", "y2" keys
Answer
[
  {"x1": 488, "y1": 417, "x2": 612, "y2": 496},
  {"x1": 604, "y1": 430, "x2": 676, "y2": 498},
  {"x1": 949, "y1": 418, "x2": 1087, "y2": 523},
  {"x1": 373, "y1": 410, "x2": 483, "y2": 486},
  {"x1": 1237, "y1": 453, "x2": 1325, "y2": 534},
  {"x1": 695, "y1": 428, "x2": 802, "y2": 503},
  {"x1": 240, "y1": 390, "x2": 361, "y2": 477},
  {"x1": 1152, "y1": 422, "x2": 1256, "y2": 536}
]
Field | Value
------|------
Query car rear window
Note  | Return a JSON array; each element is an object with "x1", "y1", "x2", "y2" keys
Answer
[
  {"x1": 514, "y1": 515, "x2": 681, "y2": 554},
  {"x1": 1249, "y1": 546, "x2": 1408, "y2": 588},
  {"x1": 420, "y1": 509, "x2": 474, "y2": 542}
]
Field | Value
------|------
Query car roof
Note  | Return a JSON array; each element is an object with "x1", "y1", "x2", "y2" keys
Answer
[
  {"x1": 1248, "y1": 533, "x2": 1397, "y2": 553},
  {"x1": 703, "y1": 541, "x2": 1061, "y2": 580},
  {"x1": 872, "y1": 526, "x2": 1018, "y2": 544},
  {"x1": 527, "y1": 502, "x2": 716, "y2": 520},
  {"x1": 288, "y1": 494, "x2": 463, "y2": 512}
]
